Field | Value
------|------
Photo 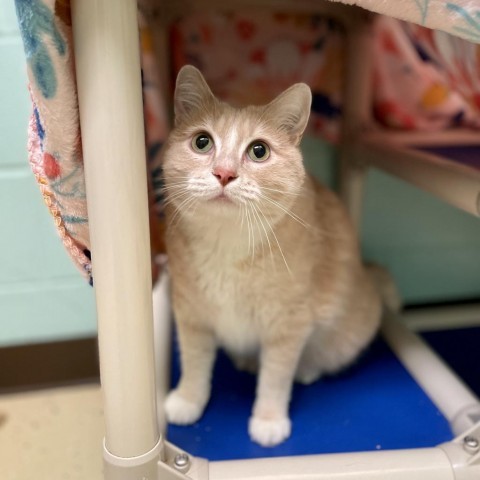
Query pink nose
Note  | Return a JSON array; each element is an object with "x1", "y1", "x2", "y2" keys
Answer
[{"x1": 212, "y1": 167, "x2": 237, "y2": 187}]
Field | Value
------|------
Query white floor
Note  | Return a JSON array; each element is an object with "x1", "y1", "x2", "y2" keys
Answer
[{"x1": 0, "y1": 384, "x2": 104, "y2": 480}]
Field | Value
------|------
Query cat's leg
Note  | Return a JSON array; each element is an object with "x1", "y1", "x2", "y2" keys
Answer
[
  {"x1": 295, "y1": 336, "x2": 324, "y2": 385},
  {"x1": 249, "y1": 326, "x2": 310, "y2": 447},
  {"x1": 165, "y1": 320, "x2": 216, "y2": 425}
]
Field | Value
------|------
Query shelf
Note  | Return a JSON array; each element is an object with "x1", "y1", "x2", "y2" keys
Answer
[{"x1": 351, "y1": 129, "x2": 480, "y2": 217}]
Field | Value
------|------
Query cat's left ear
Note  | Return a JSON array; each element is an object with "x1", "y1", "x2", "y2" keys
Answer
[
  {"x1": 174, "y1": 65, "x2": 216, "y2": 125},
  {"x1": 264, "y1": 84, "x2": 312, "y2": 145}
]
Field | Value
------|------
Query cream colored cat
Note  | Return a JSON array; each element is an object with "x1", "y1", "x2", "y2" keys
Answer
[{"x1": 162, "y1": 65, "x2": 387, "y2": 447}]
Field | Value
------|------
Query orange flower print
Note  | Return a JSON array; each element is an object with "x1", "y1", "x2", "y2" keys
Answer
[
  {"x1": 43, "y1": 152, "x2": 61, "y2": 179},
  {"x1": 236, "y1": 20, "x2": 256, "y2": 41}
]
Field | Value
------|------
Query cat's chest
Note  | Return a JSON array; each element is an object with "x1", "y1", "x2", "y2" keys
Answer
[
  {"x1": 193, "y1": 245, "x2": 250, "y2": 307},
  {"x1": 191, "y1": 244, "x2": 261, "y2": 352}
]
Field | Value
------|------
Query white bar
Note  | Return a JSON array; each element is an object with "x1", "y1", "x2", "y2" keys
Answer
[
  {"x1": 403, "y1": 304, "x2": 480, "y2": 332},
  {"x1": 382, "y1": 314, "x2": 480, "y2": 435},
  {"x1": 363, "y1": 128, "x2": 480, "y2": 147},
  {"x1": 338, "y1": 13, "x2": 374, "y2": 228},
  {"x1": 209, "y1": 448, "x2": 455, "y2": 480},
  {"x1": 353, "y1": 140, "x2": 480, "y2": 217},
  {"x1": 71, "y1": 0, "x2": 159, "y2": 458}
]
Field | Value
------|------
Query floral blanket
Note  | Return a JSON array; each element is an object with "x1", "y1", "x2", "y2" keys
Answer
[
  {"x1": 333, "y1": 0, "x2": 480, "y2": 44},
  {"x1": 14, "y1": 0, "x2": 480, "y2": 282}
]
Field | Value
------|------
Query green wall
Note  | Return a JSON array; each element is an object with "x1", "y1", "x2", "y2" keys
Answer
[
  {"x1": 1, "y1": 5, "x2": 479, "y2": 347},
  {"x1": 302, "y1": 137, "x2": 480, "y2": 305}
]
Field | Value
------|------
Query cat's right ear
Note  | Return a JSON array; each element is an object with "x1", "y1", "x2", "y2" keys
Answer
[{"x1": 174, "y1": 65, "x2": 215, "y2": 125}]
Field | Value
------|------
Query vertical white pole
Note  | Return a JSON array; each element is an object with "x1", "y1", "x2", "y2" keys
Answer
[
  {"x1": 71, "y1": 0, "x2": 162, "y2": 470},
  {"x1": 339, "y1": 12, "x2": 374, "y2": 229}
]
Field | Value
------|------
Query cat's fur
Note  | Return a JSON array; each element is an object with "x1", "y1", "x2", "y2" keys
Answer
[{"x1": 162, "y1": 65, "x2": 385, "y2": 447}]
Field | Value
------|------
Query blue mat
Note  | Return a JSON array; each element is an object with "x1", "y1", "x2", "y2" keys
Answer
[{"x1": 167, "y1": 336, "x2": 452, "y2": 461}]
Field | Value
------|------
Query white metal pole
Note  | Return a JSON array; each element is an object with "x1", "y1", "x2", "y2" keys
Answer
[
  {"x1": 382, "y1": 313, "x2": 480, "y2": 435},
  {"x1": 338, "y1": 12, "x2": 374, "y2": 230},
  {"x1": 71, "y1": 0, "x2": 162, "y2": 469},
  {"x1": 209, "y1": 448, "x2": 455, "y2": 480}
]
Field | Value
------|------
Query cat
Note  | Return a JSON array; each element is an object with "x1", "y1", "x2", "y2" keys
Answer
[{"x1": 161, "y1": 65, "x2": 392, "y2": 447}]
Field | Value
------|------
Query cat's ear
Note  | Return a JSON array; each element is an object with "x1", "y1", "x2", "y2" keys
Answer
[
  {"x1": 174, "y1": 65, "x2": 215, "y2": 125},
  {"x1": 264, "y1": 84, "x2": 312, "y2": 144}
]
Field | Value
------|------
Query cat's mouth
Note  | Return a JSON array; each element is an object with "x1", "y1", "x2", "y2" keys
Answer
[{"x1": 211, "y1": 192, "x2": 234, "y2": 203}]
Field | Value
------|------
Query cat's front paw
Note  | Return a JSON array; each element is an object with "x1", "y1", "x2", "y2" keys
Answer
[
  {"x1": 164, "y1": 390, "x2": 205, "y2": 425},
  {"x1": 248, "y1": 415, "x2": 291, "y2": 447}
]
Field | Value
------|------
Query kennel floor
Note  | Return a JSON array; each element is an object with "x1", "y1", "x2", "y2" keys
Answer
[{"x1": 166, "y1": 327, "x2": 480, "y2": 461}]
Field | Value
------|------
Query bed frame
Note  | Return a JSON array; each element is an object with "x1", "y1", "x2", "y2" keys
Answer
[{"x1": 70, "y1": 0, "x2": 480, "y2": 478}]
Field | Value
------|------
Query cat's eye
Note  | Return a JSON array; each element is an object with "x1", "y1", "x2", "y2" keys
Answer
[
  {"x1": 247, "y1": 141, "x2": 270, "y2": 162},
  {"x1": 192, "y1": 133, "x2": 213, "y2": 153}
]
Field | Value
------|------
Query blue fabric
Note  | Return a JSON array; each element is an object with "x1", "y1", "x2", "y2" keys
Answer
[
  {"x1": 167, "y1": 336, "x2": 452, "y2": 461},
  {"x1": 15, "y1": 0, "x2": 66, "y2": 99}
]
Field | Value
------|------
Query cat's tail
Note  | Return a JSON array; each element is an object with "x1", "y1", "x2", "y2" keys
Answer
[{"x1": 366, "y1": 263, "x2": 402, "y2": 313}]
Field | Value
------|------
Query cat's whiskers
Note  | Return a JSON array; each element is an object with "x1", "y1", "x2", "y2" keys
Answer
[
  {"x1": 245, "y1": 204, "x2": 255, "y2": 265},
  {"x1": 248, "y1": 200, "x2": 266, "y2": 265},
  {"x1": 260, "y1": 186, "x2": 299, "y2": 197},
  {"x1": 258, "y1": 192, "x2": 310, "y2": 229},
  {"x1": 243, "y1": 203, "x2": 252, "y2": 260},
  {"x1": 251, "y1": 202, "x2": 275, "y2": 271},
  {"x1": 256, "y1": 202, "x2": 291, "y2": 275},
  {"x1": 163, "y1": 190, "x2": 191, "y2": 208},
  {"x1": 239, "y1": 201, "x2": 246, "y2": 231},
  {"x1": 168, "y1": 195, "x2": 198, "y2": 231}
]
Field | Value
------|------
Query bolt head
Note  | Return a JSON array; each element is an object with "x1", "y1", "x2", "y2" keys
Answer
[
  {"x1": 174, "y1": 453, "x2": 190, "y2": 469},
  {"x1": 463, "y1": 435, "x2": 480, "y2": 454}
]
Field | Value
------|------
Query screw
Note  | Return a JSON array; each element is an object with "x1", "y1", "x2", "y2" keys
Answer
[
  {"x1": 463, "y1": 435, "x2": 480, "y2": 454},
  {"x1": 174, "y1": 453, "x2": 190, "y2": 470}
]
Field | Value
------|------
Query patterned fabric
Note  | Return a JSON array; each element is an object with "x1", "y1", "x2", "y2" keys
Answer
[
  {"x1": 13, "y1": 0, "x2": 480, "y2": 281},
  {"x1": 170, "y1": 11, "x2": 345, "y2": 142},
  {"x1": 373, "y1": 16, "x2": 480, "y2": 130},
  {"x1": 331, "y1": 0, "x2": 480, "y2": 44},
  {"x1": 16, "y1": 0, "x2": 91, "y2": 281},
  {"x1": 14, "y1": 0, "x2": 169, "y2": 282},
  {"x1": 171, "y1": 10, "x2": 480, "y2": 133}
]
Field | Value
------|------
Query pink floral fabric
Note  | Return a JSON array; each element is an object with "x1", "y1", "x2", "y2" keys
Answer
[
  {"x1": 171, "y1": 10, "x2": 480, "y2": 136},
  {"x1": 373, "y1": 16, "x2": 480, "y2": 130},
  {"x1": 170, "y1": 11, "x2": 345, "y2": 142}
]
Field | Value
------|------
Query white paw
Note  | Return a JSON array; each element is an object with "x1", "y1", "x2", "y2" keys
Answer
[
  {"x1": 248, "y1": 416, "x2": 291, "y2": 447},
  {"x1": 164, "y1": 390, "x2": 205, "y2": 425}
]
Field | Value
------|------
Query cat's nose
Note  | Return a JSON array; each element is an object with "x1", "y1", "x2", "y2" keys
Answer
[{"x1": 212, "y1": 167, "x2": 238, "y2": 187}]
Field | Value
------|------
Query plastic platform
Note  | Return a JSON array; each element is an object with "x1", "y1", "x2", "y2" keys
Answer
[{"x1": 167, "y1": 331, "x2": 459, "y2": 461}]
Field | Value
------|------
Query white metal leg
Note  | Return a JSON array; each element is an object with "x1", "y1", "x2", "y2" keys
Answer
[
  {"x1": 338, "y1": 156, "x2": 367, "y2": 231},
  {"x1": 338, "y1": 13, "x2": 374, "y2": 230},
  {"x1": 71, "y1": 0, "x2": 162, "y2": 475}
]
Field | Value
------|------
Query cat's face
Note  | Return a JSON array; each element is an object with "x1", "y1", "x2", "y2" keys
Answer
[{"x1": 162, "y1": 66, "x2": 311, "y2": 225}]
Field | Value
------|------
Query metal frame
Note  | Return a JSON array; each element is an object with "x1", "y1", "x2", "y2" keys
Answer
[{"x1": 70, "y1": 1, "x2": 480, "y2": 478}]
